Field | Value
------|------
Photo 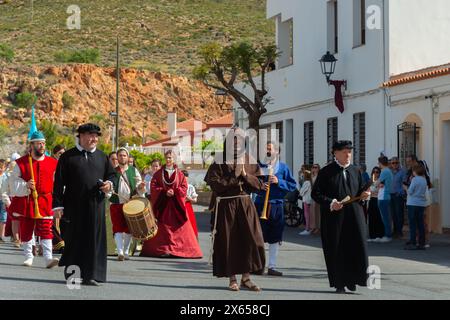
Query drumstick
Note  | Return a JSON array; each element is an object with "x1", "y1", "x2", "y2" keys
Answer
[
  {"x1": 111, "y1": 191, "x2": 130, "y2": 203},
  {"x1": 340, "y1": 194, "x2": 366, "y2": 205}
]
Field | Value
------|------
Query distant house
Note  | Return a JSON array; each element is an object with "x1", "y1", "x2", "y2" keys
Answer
[{"x1": 140, "y1": 112, "x2": 233, "y2": 166}]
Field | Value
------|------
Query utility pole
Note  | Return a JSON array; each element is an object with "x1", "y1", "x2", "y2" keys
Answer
[{"x1": 115, "y1": 35, "x2": 120, "y2": 150}]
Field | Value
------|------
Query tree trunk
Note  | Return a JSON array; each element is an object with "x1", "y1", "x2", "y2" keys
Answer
[{"x1": 247, "y1": 112, "x2": 261, "y2": 131}]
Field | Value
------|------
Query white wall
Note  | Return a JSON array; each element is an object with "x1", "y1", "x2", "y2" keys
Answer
[
  {"x1": 388, "y1": 0, "x2": 450, "y2": 76},
  {"x1": 386, "y1": 76, "x2": 450, "y2": 229},
  {"x1": 257, "y1": 0, "x2": 386, "y2": 117},
  {"x1": 441, "y1": 119, "x2": 450, "y2": 228},
  {"x1": 259, "y1": 91, "x2": 385, "y2": 180}
]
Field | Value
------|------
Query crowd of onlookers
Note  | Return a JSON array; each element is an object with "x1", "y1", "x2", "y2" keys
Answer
[{"x1": 296, "y1": 154, "x2": 433, "y2": 250}]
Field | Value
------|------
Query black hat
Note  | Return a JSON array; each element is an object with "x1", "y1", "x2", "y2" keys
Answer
[
  {"x1": 332, "y1": 140, "x2": 353, "y2": 152},
  {"x1": 77, "y1": 123, "x2": 102, "y2": 136}
]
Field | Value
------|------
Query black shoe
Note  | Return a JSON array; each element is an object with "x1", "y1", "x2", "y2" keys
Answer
[
  {"x1": 82, "y1": 279, "x2": 101, "y2": 286},
  {"x1": 346, "y1": 284, "x2": 356, "y2": 292},
  {"x1": 267, "y1": 268, "x2": 283, "y2": 276},
  {"x1": 404, "y1": 243, "x2": 417, "y2": 250},
  {"x1": 335, "y1": 287, "x2": 346, "y2": 294}
]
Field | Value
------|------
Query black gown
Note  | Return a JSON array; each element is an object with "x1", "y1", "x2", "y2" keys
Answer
[
  {"x1": 311, "y1": 161, "x2": 369, "y2": 289},
  {"x1": 53, "y1": 147, "x2": 116, "y2": 282}
]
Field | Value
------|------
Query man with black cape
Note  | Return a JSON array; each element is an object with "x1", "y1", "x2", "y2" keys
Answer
[
  {"x1": 53, "y1": 123, "x2": 116, "y2": 286},
  {"x1": 311, "y1": 140, "x2": 370, "y2": 293}
]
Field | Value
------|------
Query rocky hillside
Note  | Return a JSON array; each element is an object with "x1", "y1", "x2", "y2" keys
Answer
[
  {"x1": 0, "y1": 0, "x2": 273, "y2": 75},
  {"x1": 0, "y1": 64, "x2": 230, "y2": 143}
]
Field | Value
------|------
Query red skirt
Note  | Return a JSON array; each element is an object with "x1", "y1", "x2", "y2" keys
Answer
[
  {"x1": 110, "y1": 203, "x2": 129, "y2": 234},
  {"x1": 185, "y1": 202, "x2": 198, "y2": 238},
  {"x1": 140, "y1": 220, "x2": 202, "y2": 258}
]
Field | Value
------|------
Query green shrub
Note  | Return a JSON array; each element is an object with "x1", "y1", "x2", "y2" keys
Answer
[
  {"x1": 0, "y1": 123, "x2": 9, "y2": 143},
  {"x1": 14, "y1": 92, "x2": 37, "y2": 108},
  {"x1": 149, "y1": 132, "x2": 161, "y2": 140},
  {"x1": 62, "y1": 91, "x2": 75, "y2": 109},
  {"x1": 97, "y1": 142, "x2": 112, "y2": 155},
  {"x1": 0, "y1": 43, "x2": 14, "y2": 63},
  {"x1": 130, "y1": 150, "x2": 164, "y2": 171},
  {"x1": 119, "y1": 135, "x2": 142, "y2": 148},
  {"x1": 54, "y1": 48, "x2": 100, "y2": 64}
]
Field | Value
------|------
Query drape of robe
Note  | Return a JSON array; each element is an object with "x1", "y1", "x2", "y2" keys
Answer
[
  {"x1": 185, "y1": 201, "x2": 198, "y2": 238},
  {"x1": 53, "y1": 148, "x2": 116, "y2": 283},
  {"x1": 311, "y1": 162, "x2": 369, "y2": 289},
  {"x1": 140, "y1": 166, "x2": 202, "y2": 258}
]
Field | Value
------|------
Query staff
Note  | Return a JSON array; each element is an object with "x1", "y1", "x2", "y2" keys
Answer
[{"x1": 28, "y1": 153, "x2": 42, "y2": 219}]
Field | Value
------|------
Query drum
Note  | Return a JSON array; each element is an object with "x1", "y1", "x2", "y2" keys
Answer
[{"x1": 122, "y1": 197, "x2": 158, "y2": 241}]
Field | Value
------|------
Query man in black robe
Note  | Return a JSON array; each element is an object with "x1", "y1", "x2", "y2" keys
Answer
[
  {"x1": 53, "y1": 123, "x2": 115, "y2": 286},
  {"x1": 311, "y1": 140, "x2": 370, "y2": 294}
]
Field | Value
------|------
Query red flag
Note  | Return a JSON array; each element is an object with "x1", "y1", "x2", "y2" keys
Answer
[{"x1": 330, "y1": 80, "x2": 346, "y2": 113}]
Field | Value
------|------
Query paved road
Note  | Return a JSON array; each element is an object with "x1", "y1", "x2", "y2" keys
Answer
[{"x1": 1, "y1": 205, "x2": 450, "y2": 300}]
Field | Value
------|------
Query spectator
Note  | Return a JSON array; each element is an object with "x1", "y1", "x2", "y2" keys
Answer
[
  {"x1": 404, "y1": 165, "x2": 428, "y2": 250},
  {"x1": 390, "y1": 157, "x2": 406, "y2": 238},
  {"x1": 128, "y1": 156, "x2": 135, "y2": 167},
  {"x1": 4, "y1": 159, "x2": 20, "y2": 247},
  {"x1": 109, "y1": 151, "x2": 119, "y2": 168},
  {"x1": 359, "y1": 164, "x2": 370, "y2": 221},
  {"x1": 359, "y1": 164, "x2": 371, "y2": 185},
  {"x1": 144, "y1": 159, "x2": 161, "y2": 198},
  {"x1": 299, "y1": 170, "x2": 312, "y2": 236},
  {"x1": 0, "y1": 159, "x2": 7, "y2": 243},
  {"x1": 367, "y1": 167, "x2": 384, "y2": 242},
  {"x1": 377, "y1": 156, "x2": 393, "y2": 243},
  {"x1": 298, "y1": 164, "x2": 307, "y2": 188},
  {"x1": 52, "y1": 144, "x2": 66, "y2": 160},
  {"x1": 403, "y1": 155, "x2": 432, "y2": 247},
  {"x1": 310, "y1": 164, "x2": 321, "y2": 234}
]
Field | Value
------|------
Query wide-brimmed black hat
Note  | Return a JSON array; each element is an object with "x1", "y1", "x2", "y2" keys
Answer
[
  {"x1": 77, "y1": 123, "x2": 102, "y2": 136},
  {"x1": 332, "y1": 140, "x2": 353, "y2": 152}
]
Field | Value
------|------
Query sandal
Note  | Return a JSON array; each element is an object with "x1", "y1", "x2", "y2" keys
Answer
[
  {"x1": 240, "y1": 278, "x2": 261, "y2": 292},
  {"x1": 229, "y1": 278, "x2": 239, "y2": 291}
]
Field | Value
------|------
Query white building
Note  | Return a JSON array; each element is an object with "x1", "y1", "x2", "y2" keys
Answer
[{"x1": 235, "y1": 0, "x2": 450, "y2": 231}]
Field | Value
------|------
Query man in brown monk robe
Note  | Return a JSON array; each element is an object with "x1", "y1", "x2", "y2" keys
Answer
[{"x1": 204, "y1": 129, "x2": 266, "y2": 292}]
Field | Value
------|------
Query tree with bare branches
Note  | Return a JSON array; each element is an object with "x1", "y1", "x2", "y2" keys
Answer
[{"x1": 193, "y1": 42, "x2": 279, "y2": 131}]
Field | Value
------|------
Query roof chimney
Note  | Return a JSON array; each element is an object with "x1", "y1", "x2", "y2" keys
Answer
[{"x1": 167, "y1": 111, "x2": 177, "y2": 139}]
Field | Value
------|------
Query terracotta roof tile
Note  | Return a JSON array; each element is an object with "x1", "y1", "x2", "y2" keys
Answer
[{"x1": 382, "y1": 62, "x2": 450, "y2": 87}]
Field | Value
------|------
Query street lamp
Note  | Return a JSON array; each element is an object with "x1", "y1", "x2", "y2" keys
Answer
[
  {"x1": 319, "y1": 51, "x2": 337, "y2": 84},
  {"x1": 214, "y1": 89, "x2": 233, "y2": 111},
  {"x1": 319, "y1": 51, "x2": 347, "y2": 113}
]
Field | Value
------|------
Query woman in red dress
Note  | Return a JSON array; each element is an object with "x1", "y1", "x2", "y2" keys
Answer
[{"x1": 140, "y1": 150, "x2": 202, "y2": 258}]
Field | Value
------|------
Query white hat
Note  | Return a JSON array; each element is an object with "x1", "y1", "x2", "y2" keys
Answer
[
  {"x1": 11, "y1": 153, "x2": 21, "y2": 161},
  {"x1": 116, "y1": 147, "x2": 129, "y2": 156}
]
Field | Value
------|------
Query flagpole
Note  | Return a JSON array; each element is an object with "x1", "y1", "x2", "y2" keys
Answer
[{"x1": 115, "y1": 35, "x2": 120, "y2": 151}]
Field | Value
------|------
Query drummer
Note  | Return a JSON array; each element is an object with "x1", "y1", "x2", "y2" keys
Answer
[{"x1": 108, "y1": 147, "x2": 146, "y2": 261}]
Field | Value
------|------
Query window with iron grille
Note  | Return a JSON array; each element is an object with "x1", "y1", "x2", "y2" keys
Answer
[
  {"x1": 327, "y1": 117, "x2": 338, "y2": 162},
  {"x1": 260, "y1": 122, "x2": 283, "y2": 144},
  {"x1": 353, "y1": 112, "x2": 366, "y2": 166},
  {"x1": 276, "y1": 122, "x2": 283, "y2": 144},
  {"x1": 304, "y1": 121, "x2": 314, "y2": 165}
]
